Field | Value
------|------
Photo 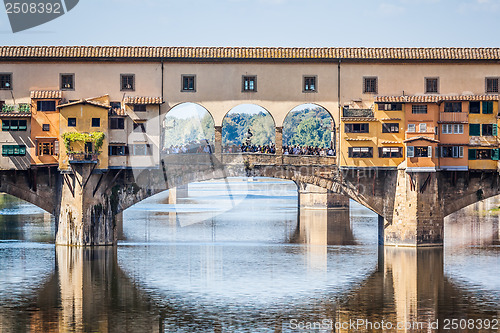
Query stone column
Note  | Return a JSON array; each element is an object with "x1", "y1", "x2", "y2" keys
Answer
[
  {"x1": 167, "y1": 184, "x2": 188, "y2": 205},
  {"x1": 214, "y1": 125, "x2": 222, "y2": 161},
  {"x1": 56, "y1": 163, "x2": 116, "y2": 246},
  {"x1": 298, "y1": 183, "x2": 350, "y2": 210},
  {"x1": 275, "y1": 126, "x2": 283, "y2": 163},
  {"x1": 385, "y1": 170, "x2": 444, "y2": 247}
]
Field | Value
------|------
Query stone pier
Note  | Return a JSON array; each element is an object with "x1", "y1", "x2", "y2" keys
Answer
[
  {"x1": 298, "y1": 183, "x2": 350, "y2": 210},
  {"x1": 385, "y1": 170, "x2": 444, "y2": 247},
  {"x1": 167, "y1": 185, "x2": 189, "y2": 205}
]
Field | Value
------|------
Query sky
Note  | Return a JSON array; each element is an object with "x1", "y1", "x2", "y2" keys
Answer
[{"x1": 0, "y1": 0, "x2": 499, "y2": 47}]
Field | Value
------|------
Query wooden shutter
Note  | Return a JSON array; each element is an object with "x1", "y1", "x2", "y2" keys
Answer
[
  {"x1": 492, "y1": 149, "x2": 500, "y2": 161},
  {"x1": 493, "y1": 124, "x2": 498, "y2": 136},
  {"x1": 428, "y1": 146, "x2": 432, "y2": 158},
  {"x1": 407, "y1": 146, "x2": 414, "y2": 158},
  {"x1": 469, "y1": 124, "x2": 480, "y2": 136},
  {"x1": 468, "y1": 148, "x2": 477, "y2": 160}
]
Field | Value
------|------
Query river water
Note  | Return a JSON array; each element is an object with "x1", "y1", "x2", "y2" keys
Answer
[{"x1": 0, "y1": 178, "x2": 499, "y2": 332}]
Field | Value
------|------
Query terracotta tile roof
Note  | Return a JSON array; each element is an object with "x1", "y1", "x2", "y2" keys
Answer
[
  {"x1": 345, "y1": 138, "x2": 372, "y2": 141},
  {"x1": 2, "y1": 46, "x2": 500, "y2": 61},
  {"x1": 376, "y1": 94, "x2": 499, "y2": 103},
  {"x1": 380, "y1": 118, "x2": 402, "y2": 121},
  {"x1": 57, "y1": 99, "x2": 110, "y2": 109},
  {"x1": 0, "y1": 112, "x2": 31, "y2": 117},
  {"x1": 30, "y1": 90, "x2": 62, "y2": 99},
  {"x1": 381, "y1": 141, "x2": 401, "y2": 144},
  {"x1": 341, "y1": 117, "x2": 379, "y2": 122},
  {"x1": 109, "y1": 108, "x2": 126, "y2": 116},
  {"x1": 124, "y1": 96, "x2": 163, "y2": 105}
]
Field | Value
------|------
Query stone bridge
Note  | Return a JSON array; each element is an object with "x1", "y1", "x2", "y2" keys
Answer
[{"x1": 0, "y1": 154, "x2": 499, "y2": 247}]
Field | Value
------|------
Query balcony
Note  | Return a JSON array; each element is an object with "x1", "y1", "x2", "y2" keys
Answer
[
  {"x1": 68, "y1": 152, "x2": 99, "y2": 163},
  {"x1": 439, "y1": 112, "x2": 468, "y2": 123},
  {"x1": 342, "y1": 108, "x2": 374, "y2": 118}
]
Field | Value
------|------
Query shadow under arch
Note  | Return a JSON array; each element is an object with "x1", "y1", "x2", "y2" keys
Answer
[
  {"x1": 221, "y1": 104, "x2": 276, "y2": 149},
  {"x1": 282, "y1": 103, "x2": 335, "y2": 150}
]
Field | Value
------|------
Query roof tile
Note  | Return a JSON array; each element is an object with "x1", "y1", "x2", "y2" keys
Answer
[{"x1": 30, "y1": 90, "x2": 62, "y2": 99}]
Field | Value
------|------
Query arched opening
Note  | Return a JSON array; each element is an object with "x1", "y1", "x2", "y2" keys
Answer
[
  {"x1": 163, "y1": 103, "x2": 215, "y2": 154},
  {"x1": 282, "y1": 103, "x2": 335, "y2": 156},
  {"x1": 222, "y1": 104, "x2": 275, "y2": 154}
]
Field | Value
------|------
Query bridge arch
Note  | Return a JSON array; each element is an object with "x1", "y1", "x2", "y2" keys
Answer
[
  {"x1": 221, "y1": 104, "x2": 276, "y2": 152},
  {"x1": 163, "y1": 103, "x2": 215, "y2": 153}
]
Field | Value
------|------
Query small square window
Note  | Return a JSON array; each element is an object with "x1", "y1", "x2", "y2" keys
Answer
[
  {"x1": 425, "y1": 77, "x2": 439, "y2": 93},
  {"x1": 242, "y1": 76, "x2": 257, "y2": 92},
  {"x1": 303, "y1": 76, "x2": 317, "y2": 92},
  {"x1": 133, "y1": 104, "x2": 147, "y2": 112},
  {"x1": 60, "y1": 73, "x2": 74, "y2": 90},
  {"x1": 363, "y1": 77, "x2": 378, "y2": 94},
  {"x1": 110, "y1": 118, "x2": 125, "y2": 129},
  {"x1": 121, "y1": 74, "x2": 135, "y2": 91},
  {"x1": 182, "y1": 75, "x2": 196, "y2": 92},
  {"x1": 42, "y1": 124, "x2": 50, "y2": 131},
  {"x1": 0, "y1": 74, "x2": 12, "y2": 90},
  {"x1": 469, "y1": 101, "x2": 480, "y2": 114},
  {"x1": 91, "y1": 118, "x2": 100, "y2": 127},
  {"x1": 133, "y1": 122, "x2": 146, "y2": 132},
  {"x1": 486, "y1": 77, "x2": 499, "y2": 93},
  {"x1": 68, "y1": 118, "x2": 76, "y2": 127},
  {"x1": 412, "y1": 105, "x2": 428, "y2": 114}
]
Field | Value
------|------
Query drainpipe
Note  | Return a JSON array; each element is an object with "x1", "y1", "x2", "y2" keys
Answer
[{"x1": 337, "y1": 58, "x2": 341, "y2": 167}]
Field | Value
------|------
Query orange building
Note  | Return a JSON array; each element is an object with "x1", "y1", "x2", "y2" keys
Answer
[{"x1": 30, "y1": 90, "x2": 61, "y2": 167}]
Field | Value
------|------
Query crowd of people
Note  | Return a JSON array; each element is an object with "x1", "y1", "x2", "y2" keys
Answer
[{"x1": 163, "y1": 140, "x2": 335, "y2": 157}]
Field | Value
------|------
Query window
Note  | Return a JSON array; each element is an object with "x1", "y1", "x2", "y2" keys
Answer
[
  {"x1": 441, "y1": 146, "x2": 464, "y2": 158},
  {"x1": 382, "y1": 123, "x2": 399, "y2": 133},
  {"x1": 482, "y1": 124, "x2": 497, "y2": 136},
  {"x1": 379, "y1": 147, "x2": 403, "y2": 158},
  {"x1": 412, "y1": 105, "x2": 428, "y2": 114},
  {"x1": 121, "y1": 74, "x2": 135, "y2": 91},
  {"x1": 483, "y1": 101, "x2": 493, "y2": 114},
  {"x1": 425, "y1": 77, "x2": 439, "y2": 93},
  {"x1": 132, "y1": 144, "x2": 152, "y2": 156},
  {"x1": 182, "y1": 75, "x2": 196, "y2": 92},
  {"x1": 469, "y1": 149, "x2": 499, "y2": 160},
  {"x1": 444, "y1": 102, "x2": 462, "y2": 112},
  {"x1": 303, "y1": 76, "x2": 316, "y2": 92},
  {"x1": 37, "y1": 101, "x2": 56, "y2": 112},
  {"x1": 469, "y1": 124, "x2": 480, "y2": 136},
  {"x1": 2, "y1": 145, "x2": 25, "y2": 156},
  {"x1": 242, "y1": 76, "x2": 257, "y2": 92},
  {"x1": 42, "y1": 124, "x2": 50, "y2": 131},
  {"x1": 60, "y1": 73, "x2": 74, "y2": 90},
  {"x1": 442, "y1": 124, "x2": 463, "y2": 134},
  {"x1": 486, "y1": 77, "x2": 499, "y2": 93},
  {"x1": 133, "y1": 104, "x2": 147, "y2": 112},
  {"x1": 469, "y1": 101, "x2": 480, "y2": 114},
  {"x1": 407, "y1": 124, "x2": 416, "y2": 132},
  {"x1": 133, "y1": 122, "x2": 146, "y2": 132},
  {"x1": 109, "y1": 145, "x2": 129, "y2": 156},
  {"x1": 110, "y1": 102, "x2": 121, "y2": 110},
  {"x1": 2, "y1": 119, "x2": 27, "y2": 131},
  {"x1": 419, "y1": 123, "x2": 427, "y2": 132},
  {"x1": 348, "y1": 147, "x2": 373, "y2": 158},
  {"x1": 109, "y1": 118, "x2": 125, "y2": 129},
  {"x1": 407, "y1": 146, "x2": 432, "y2": 158},
  {"x1": 377, "y1": 103, "x2": 402, "y2": 111},
  {"x1": 91, "y1": 118, "x2": 100, "y2": 127},
  {"x1": 363, "y1": 77, "x2": 378, "y2": 94},
  {"x1": 37, "y1": 142, "x2": 54, "y2": 156},
  {"x1": 345, "y1": 123, "x2": 369, "y2": 133},
  {"x1": 68, "y1": 118, "x2": 76, "y2": 127},
  {"x1": 0, "y1": 74, "x2": 12, "y2": 90}
]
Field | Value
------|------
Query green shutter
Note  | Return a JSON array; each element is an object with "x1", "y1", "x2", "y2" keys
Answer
[
  {"x1": 18, "y1": 120, "x2": 27, "y2": 131},
  {"x1": 493, "y1": 124, "x2": 498, "y2": 136},
  {"x1": 492, "y1": 149, "x2": 500, "y2": 161},
  {"x1": 1, "y1": 145, "x2": 8, "y2": 156},
  {"x1": 19, "y1": 145, "x2": 26, "y2": 156},
  {"x1": 483, "y1": 101, "x2": 493, "y2": 114},
  {"x1": 9, "y1": 120, "x2": 18, "y2": 131},
  {"x1": 469, "y1": 124, "x2": 481, "y2": 136},
  {"x1": 468, "y1": 148, "x2": 477, "y2": 160},
  {"x1": 2, "y1": 120, "x2": 9, "y2": 131}
]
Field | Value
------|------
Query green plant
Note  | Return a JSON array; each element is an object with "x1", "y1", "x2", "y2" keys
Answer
[{"x1": 61, "y1": 131, "x2": 105, "y2": 153}]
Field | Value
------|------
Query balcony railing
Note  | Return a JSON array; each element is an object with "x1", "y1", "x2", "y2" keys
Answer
[
  {"x1": 439, "y1": 112, "x2": 468, "y2": 123},
  {"x1": 342, "y1": 108, "x2": 374, "y2": 118},
  {"x1": 68, "y1": 152, "x2": 99, "y2": 163}
]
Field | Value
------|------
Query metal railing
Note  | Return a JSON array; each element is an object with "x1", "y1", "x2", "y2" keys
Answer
[{"x1": 68, "y1": 152, "x2": 99, "y2": 162}]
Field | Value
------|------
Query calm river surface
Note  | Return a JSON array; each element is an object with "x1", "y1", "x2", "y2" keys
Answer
[{"x1": 0, "y1": 178, "x2": 499, "y2": 332}]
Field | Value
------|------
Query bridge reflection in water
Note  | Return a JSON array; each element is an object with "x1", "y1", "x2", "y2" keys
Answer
[{"x1": 0, "y1": 183, "x2": 499, "y2": 332}]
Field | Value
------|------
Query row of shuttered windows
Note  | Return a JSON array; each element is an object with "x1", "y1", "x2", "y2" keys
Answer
[{"x1": 349, "y1": 146, "x2": 500, "y2": 160}]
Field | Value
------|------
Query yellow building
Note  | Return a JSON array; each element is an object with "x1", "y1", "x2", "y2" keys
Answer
[
  {"x1": 58, "y1": 100, "x2": 109, "y2": 171},
  {"x1": 340, "y1": 103, "x2": 405, "y2": 168},
  {"x1": 468, "y1": 99, "x2": 499, "y2": 170}
]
